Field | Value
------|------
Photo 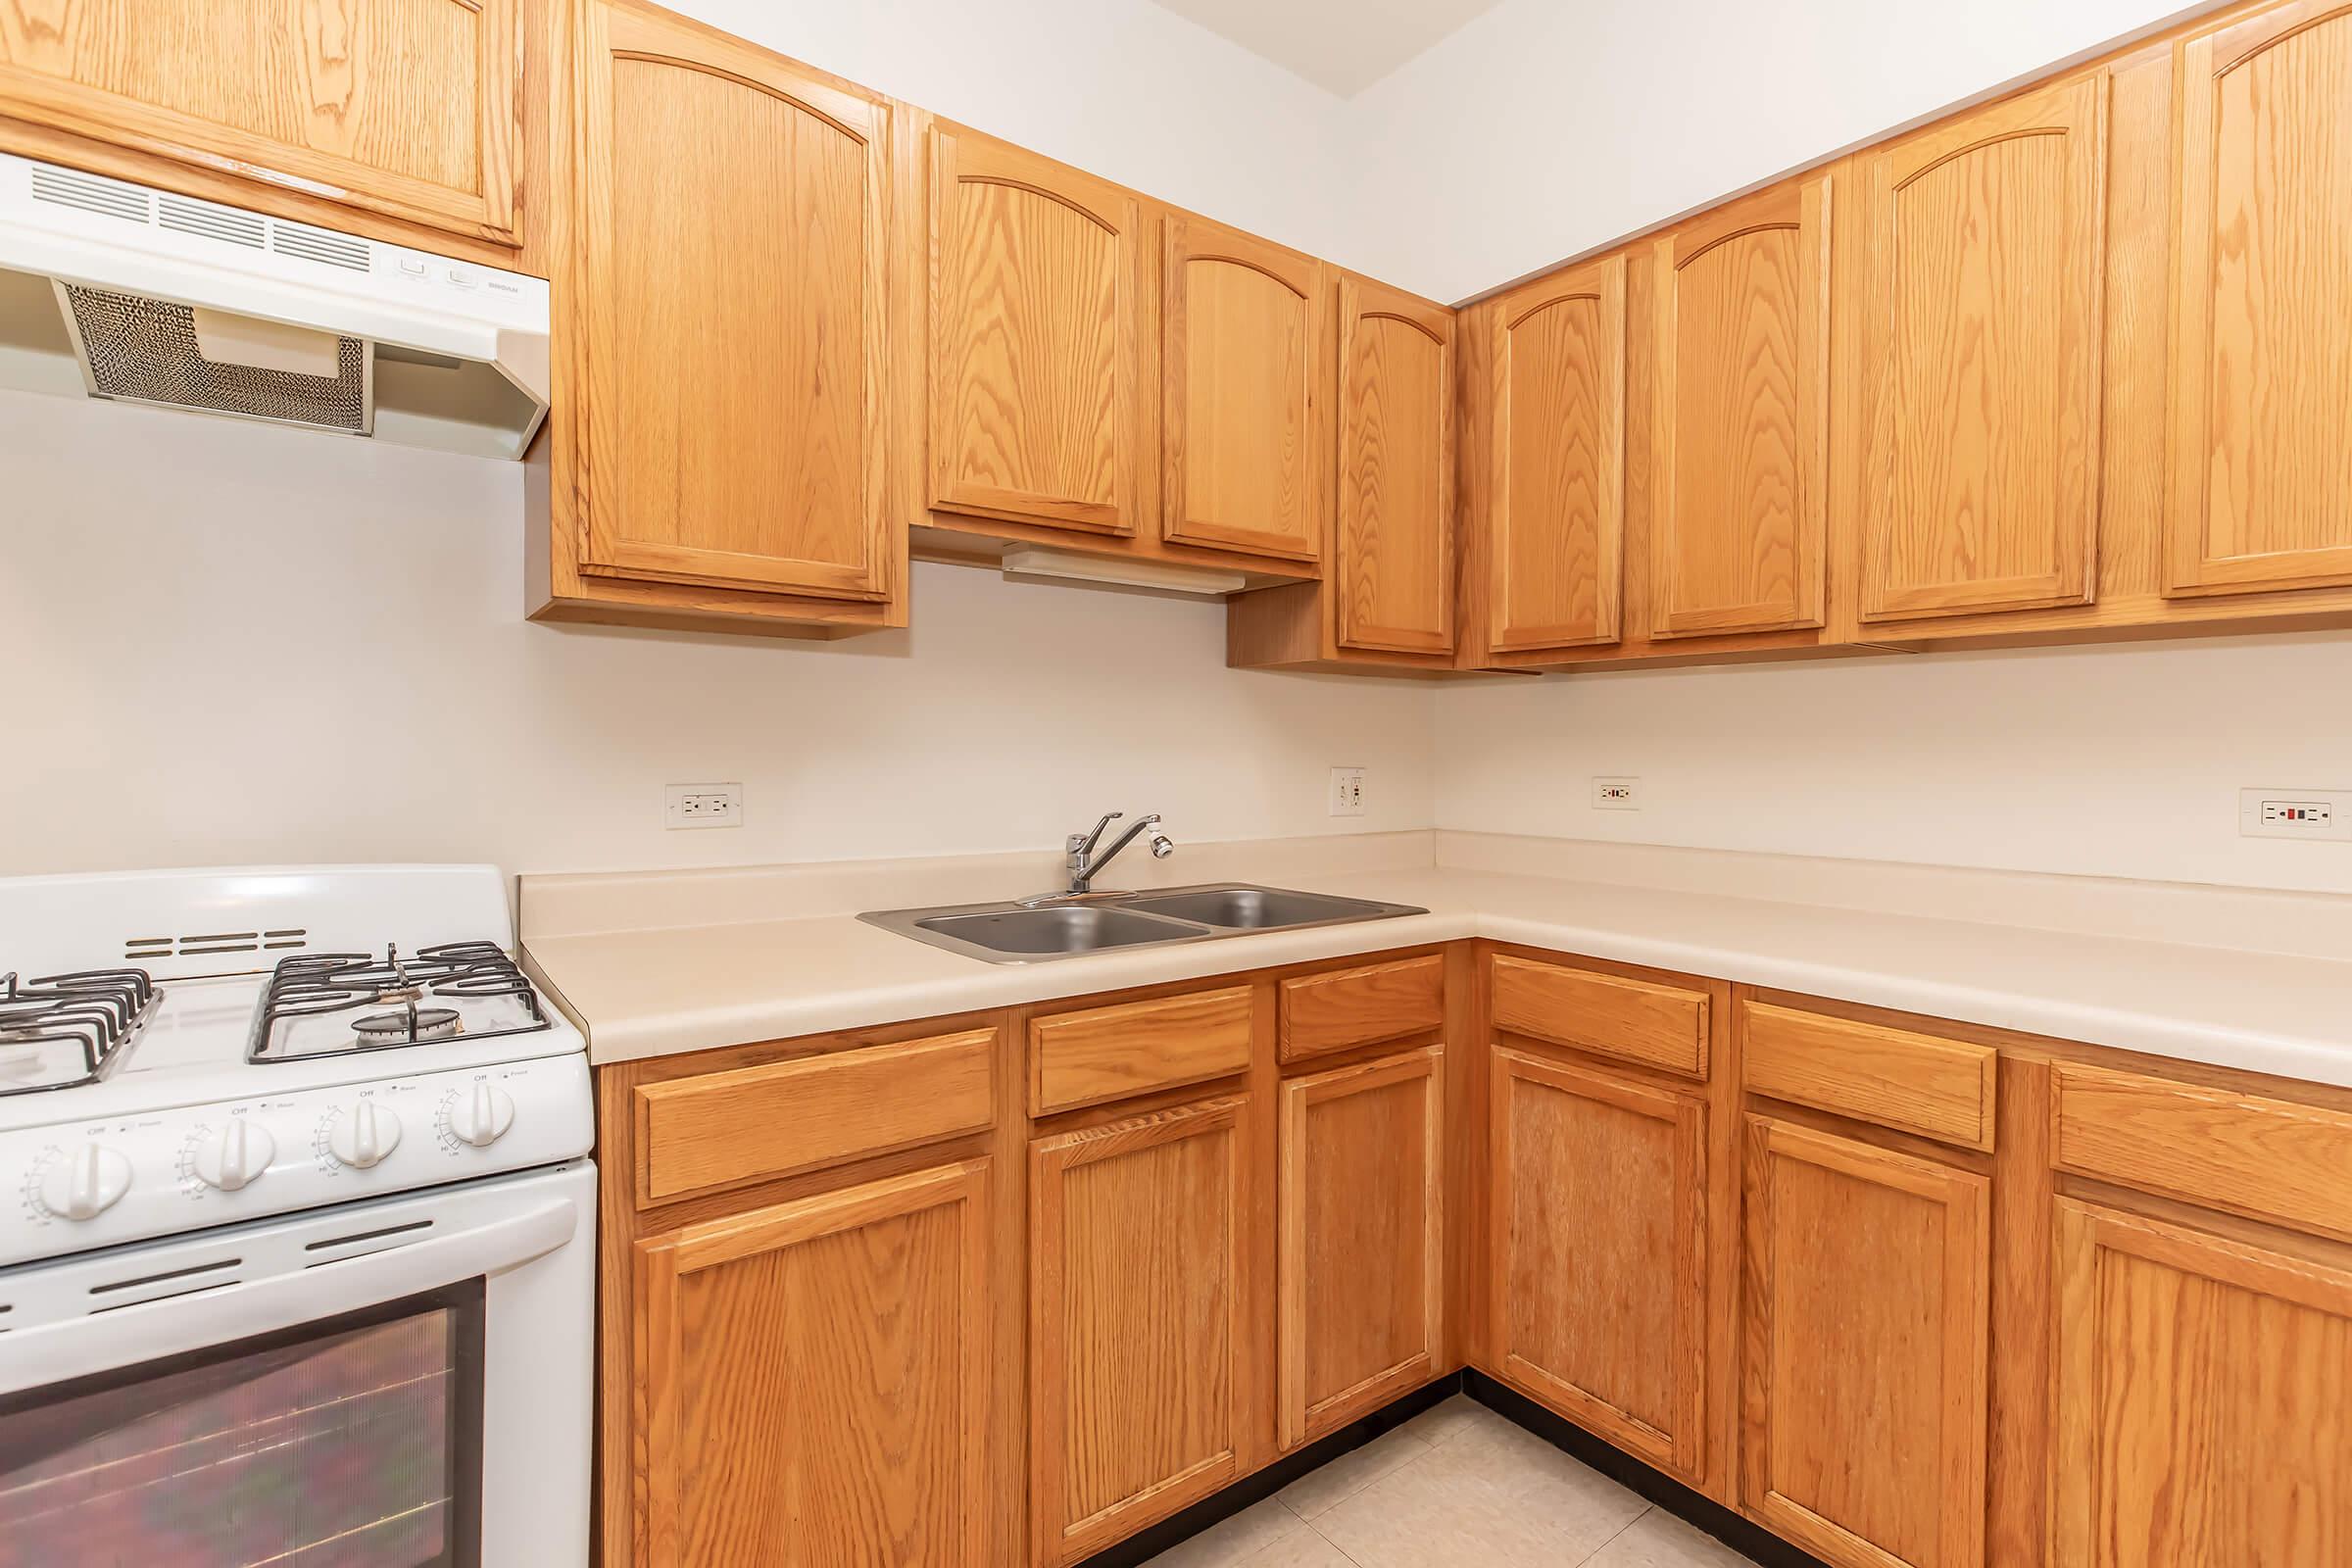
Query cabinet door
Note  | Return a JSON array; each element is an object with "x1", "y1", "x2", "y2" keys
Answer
[
  {"x1": 632, "y1": 1159, "x2": 992, "y2": 1566},
  {"x1": 1031, "y1": 1097, "x2": 1250, "y2": 1563},
  {"x1": 1163, "y1": 218, "x2": 1328, "y2": 562},
  {"x1": 2052, "y1": 1199, "x2": 2352, "y2": 1567},
  {"x1": 1336, "y1": 278, "x2": 1455, "y2": 655},
  {"x1": 1490, "y1": 1048, "x2": 1705, "y2": 1482},
  {"x1": 2167, "y1": 0, "x2": 2352, "y2": 597},
  {"x1": 574, "y1": 1, "x2": 893, "y2": 602},
  {"x1": 1741, "y1": 1116, "x2": 1988, "y2": 1568},
  {"x1": 1278, "y1": 1047, "x2": 1444, "y2": 1449},
  {"x1": 931, "y1": 128, "x2": 1151, "y2": 539},
  {"x1": 1486, "y1": 256, "x2": 1626, "y2": 652},
  {"x1": 1650, "y1": 176, "x2": 1830, "y2": 638},
  {"x1": 1851, "y1": 74, "x2": 2105, "y2": 622},
  {"x1": 0, "y1": 0, "x2": 520, "y2": 244}
]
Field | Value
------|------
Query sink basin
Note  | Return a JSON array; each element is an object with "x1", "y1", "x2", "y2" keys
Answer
[
  {"x1": 910, "y1": 905, "x2": 1203, "y2": 956},
  {"x1": 1125, "y1": 887, "x2": 1396, "y2": 930},
  {"x1": 860, "y1": 883, "x2": 1427, "y2": 964}
]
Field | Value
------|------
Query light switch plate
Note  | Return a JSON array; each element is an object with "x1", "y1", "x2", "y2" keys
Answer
[
  {"x1": 2239, "y1": 787, "x2": 2350, "y2": 841},
  {"x1": 665, "y1": 782, "x2": 744, "y2": 829},
  {"x1": 1329, "y1": 767, "x2": 1367, "y2": 817}
]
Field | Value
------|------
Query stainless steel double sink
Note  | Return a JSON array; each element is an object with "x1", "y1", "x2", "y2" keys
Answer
[{"x1": 858, "y1": 883, "x2": 1428, "y2": 964}]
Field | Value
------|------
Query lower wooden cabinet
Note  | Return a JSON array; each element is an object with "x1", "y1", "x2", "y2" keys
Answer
[
  {"x1": 1740, "y1": 1115, "x2": 1988, "y2": 1568},
  {"x1": 1277, "y1": 1047, "x2": 1445, "y2": 1449},
  {"x1": 1490, "y1": 1047, "x2": 1707, "y2": 1482},
  {"x1": 1029, "y1": 1096, "x2": 1252, "y2": 1563},
  {"x1": 2051, "y1": 1198, "x2": 2352, "y2": 1567},
  {"x1": 630, "y1": 1159, "x2": 994, "y2": 1565}
]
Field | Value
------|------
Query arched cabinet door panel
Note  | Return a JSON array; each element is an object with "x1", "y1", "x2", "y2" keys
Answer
[
  {"x1": 1335, "y1": 279, "x2": 1455, "y2": 656},
  {"x1": 575, "y1": 0, "x2": 894, "y2": 602},
  {"x1": 2167, "y1": 0, "x2": 2352, "y2": 597},
  {"x1": 1850, "y1": 74, "x2": 2106, "y2": 623}
]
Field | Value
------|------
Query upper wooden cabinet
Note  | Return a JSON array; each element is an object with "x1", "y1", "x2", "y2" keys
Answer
[
  {"x1": 1847, "y1": 74, "x2": 2107, "y2": 623},
  {"x1": 0, "y1": 0, "x2": 523, "y2": 247},
  {"x1": 930, "y1": 127, "x2": 1152, "y2": 540},
  {"x1": 1482, "y1": 255, "x2": 1627, "y2": 653},
  {"x1": 569, "y1": 1, "x2": 895, "y2": 605},
  {"x1": 630, "y1": 1159, "x2": 994, "y2": 1565},
  {"x1": 1335, "y1": 277, "x2": 1455, "y2": 656},
  {"x1": 1650, "y1": 177, "x2": 1830, "y2": 638},
  {"x1": 2166, "y1": 0, "x2": 2352, "y2": 597},
  {"x1": 1161, "y1": 217, "x2": 1329, "y2": 563}
]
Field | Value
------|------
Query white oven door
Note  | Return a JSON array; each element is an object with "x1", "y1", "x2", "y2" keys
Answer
[{"x1": 0, "y1": 1160, "x2": 593, "y2": 1568}]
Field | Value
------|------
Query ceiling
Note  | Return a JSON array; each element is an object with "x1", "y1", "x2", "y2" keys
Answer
[{"x1": 1146, "y1": 0, "x2": 1506, "y2": 97}]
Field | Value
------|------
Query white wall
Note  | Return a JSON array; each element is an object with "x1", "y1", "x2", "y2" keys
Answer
[
  {"x1": 1342, "y1": 0, "x2": 2221, "y2": 302},
  {"x1": 0, "y1": 391, "x2": 1432, "y2": 877},
  {"x1": 1436, "y1": 640, "x2": 2352, "y2": 895}
]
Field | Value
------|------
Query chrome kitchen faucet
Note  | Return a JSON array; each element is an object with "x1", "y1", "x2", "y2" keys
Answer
[{"x1": 1060, "y1": 811, "x2": 1175, "y2": 894}]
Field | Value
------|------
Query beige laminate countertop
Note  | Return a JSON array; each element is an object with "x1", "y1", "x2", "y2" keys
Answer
[{"x1": 524, "y1": 856, "x2": 2352, "y2": 1089}]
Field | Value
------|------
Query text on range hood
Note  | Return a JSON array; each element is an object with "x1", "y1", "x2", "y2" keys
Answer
[{"x1": 0, "y1": 153, "x2": 548, "y2": 461}]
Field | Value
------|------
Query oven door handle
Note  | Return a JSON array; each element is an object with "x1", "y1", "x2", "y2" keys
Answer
[{"x1": 0, "y1": 1196, "x2": 580, "y2": 1396}]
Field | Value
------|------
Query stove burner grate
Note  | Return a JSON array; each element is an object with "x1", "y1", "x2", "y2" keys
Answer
[
  {"x1": 0, "y1": 967, "x2": 160, "y2": 1097},
  {"x1": 248, "y1": 942, "x2": 547, "y2": 1062}
]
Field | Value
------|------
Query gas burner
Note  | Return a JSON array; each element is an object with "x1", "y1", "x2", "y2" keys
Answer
[
  {"x1": 0, "y1": 967, "x2": 160, "y2": 1097},
  {"x1": 352, "y1": 1005, "x2": 463, "y2": 1046},
  {"x1": 250, "y1": 942, "x2": 547, "y2": 1062}
]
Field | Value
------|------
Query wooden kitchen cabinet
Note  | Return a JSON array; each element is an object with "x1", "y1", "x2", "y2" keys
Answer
[
  {"x1": 534, "y1": 0, "x2": 912, "y2": 634},
  {"x1": 0, "y1": 0, "x2": 526, "y2": 249},
  {"x1": 930, "y1": 127, "x2": 1153, "y2": 541},
  {"x1": 1030, "y1": 1096, "x2": 1254, "y2": 1563},
  {"x1": 1490, "y1": 1047, "x2": 1707, "y2": 1482},
  {"x1": 2165, "y1": 0, "x2": 2352, "y2": 598},
  {"x1": 1335, "y1": 278, "x2": 1456, "y2": 655},
  {"x1": 1277, "y1": 1047, "x2": 1445, "y2": 1449},
  {"x1": 1843, "y1": 74, "x2": 2107, "y2": 625},
  {"x1": 631, "y1": 1159, "x2": 995, "y2": 1565},
  {"x1": 1161, "y1": 216, "x2": 1329, "y2": 563},
  {"x1": 1476, "y1": 255, "x2": 1628, "y2": 655},
  {"x1": 1740, "y1": 1114, "x2": 1988, "y2": 1568},
  {"x1": 2050, "y1": 1198, "x2": 2352, "y2": 1567},
  {"x1": 1649, "y1": 176, "x2": 1830, "y2": 639}
]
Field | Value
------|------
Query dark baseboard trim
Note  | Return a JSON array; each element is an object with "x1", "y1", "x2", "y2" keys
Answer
[
  {"x1": 1073, "y1": 1374, "x2": 1463, "y2": 1568},
  {"x1": 1463, "y1": 1370, "x2": 1831, "y2": 1568}
]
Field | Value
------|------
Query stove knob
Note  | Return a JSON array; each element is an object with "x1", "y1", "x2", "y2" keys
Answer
[
  {"x1": 448, "y1": 1083, "x2": 516, "y2": 1149},
  {"x1": 39, "y1": 1144, "x2": 133, "y2": 1220},
  {"x1": 328, "y1": 1101, "x2": 403, "y2": 1168},
  {"x1": 194, "y1": 1119, "x2": 275, "y2": 1192}
]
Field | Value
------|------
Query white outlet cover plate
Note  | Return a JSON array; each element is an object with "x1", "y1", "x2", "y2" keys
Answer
[
  {"x1": 665, "y1": 781, "x2": 744, "y2": 829},
  {"x1": 1592, "y1": 776, "x2": 1641, "y2": 810},
  {"x1": 1329, "y1": 766, "x2": 1367, "y2": 817},
  {"x1": 2239, "y1": 787, "x2": 2350, "y2": 841}
]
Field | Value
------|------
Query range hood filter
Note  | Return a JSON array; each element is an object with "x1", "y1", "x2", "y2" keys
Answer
[{"x1": 61, "y1": 283, "x2": 371, "y2": 434}]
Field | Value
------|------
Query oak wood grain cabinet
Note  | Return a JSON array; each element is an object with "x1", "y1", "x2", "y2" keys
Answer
[
  {"x1": 2164, "y1": 0, "x2": 2352, "y2": 598},
  {"x1": 2050, "y1": 1198, "x2": 2352, "y2": 1567},
  {"x1": 1490, "y1": 1047, "x2": 1707, "y2": 1484},
  {"x1": 1841, "y1": 73, "x2": 2107, "y2": 625},
  {"x1": 1277, "y1": 1047, "x2": 1445, "y2": 1449},
  {"x1": 1474, "y1": 254, "x2": 1628, "y2": 656},
  {"x1": 1029, "y1": 1096, "x2": 1254, "y2": 1564},
  {"x1": 0, "y1": 0, "x2": 527, "y2": 250},
  {"x1": 1740, "y1": 1115, "x2": 1988, "y2": 1568},
  {"x1": 531, "y1": 0, "x2": 913, "y2": 635},
  {"x1": 630, "y1": 1159, "x2": 996, "y2": 1565},
  {"x1": 929, "y1": 126, "x2": 1152, "y2": 542}
]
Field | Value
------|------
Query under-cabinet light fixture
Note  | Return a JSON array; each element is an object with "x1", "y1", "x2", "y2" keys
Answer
[{"x1": 1001, "y1": 546, "x2": 1249, "y2": 599}]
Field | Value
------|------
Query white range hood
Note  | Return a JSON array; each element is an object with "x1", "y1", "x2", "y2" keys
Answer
[{"x1": 0, "y1": 152, "x2": 548, "y2": 461}]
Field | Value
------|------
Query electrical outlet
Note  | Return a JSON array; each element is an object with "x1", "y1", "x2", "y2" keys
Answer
[
  {"x1": 1592, "y1": 776, "x2": 1641, "y2": 810},
  {"x1": 2239, "y1": 787, "x2": 2350, "y2": 842},
  {"x1": 1328, "y1": 766, "x2": 1367, "y2": 817},
  {"x1": 665, "y1": 782, "x2": 744, "y2": 830}
]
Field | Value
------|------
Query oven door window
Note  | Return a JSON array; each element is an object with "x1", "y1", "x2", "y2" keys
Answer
[{"x1": 0, "y1": 1282, "x2": 484, "y2": 1568}]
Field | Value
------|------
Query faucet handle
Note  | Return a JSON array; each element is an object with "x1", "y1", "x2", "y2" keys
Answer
[{"x1": 1074, "y1": 811, "x2": 1121, "y2": 858}]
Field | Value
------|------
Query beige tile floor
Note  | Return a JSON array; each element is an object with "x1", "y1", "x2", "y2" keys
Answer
[{"x1": 1142, "y1": 1396, "x2": 1761, "y2": 1568}]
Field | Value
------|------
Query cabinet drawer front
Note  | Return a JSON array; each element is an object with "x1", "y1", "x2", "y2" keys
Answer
[
  {"x1": 2052, "y1": 1062, "x2": 2352, "y2": 1242},
  {"x1": 1741, "y1": 1003, "x2": 1997, "y2": 1152},
  {"x1": 1489, "y1": 955, "x2": 1707, "y2": 1078},
  {"x1": 1030, "y1": 986, "x2": 1255, "y2": 1115},
  {"x1": 635, "y1": 1028, "x2": 995, "y2": 1203},
  {"x1": 1280, "y1": 955, "x2": 1446, "y2": 1062}
]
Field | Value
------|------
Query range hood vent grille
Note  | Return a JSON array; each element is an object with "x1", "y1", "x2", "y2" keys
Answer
[
  {"x1": 62, "y1": 284, "x2": 370, "y2": 434},
  {"x1": 29, "y1": 164, "x2": 149, "y2": 224}
]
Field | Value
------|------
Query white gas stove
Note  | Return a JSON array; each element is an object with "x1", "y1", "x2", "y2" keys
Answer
[{"x1": 0, "y1": 864, "x2": 595, "y2": 1565}]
